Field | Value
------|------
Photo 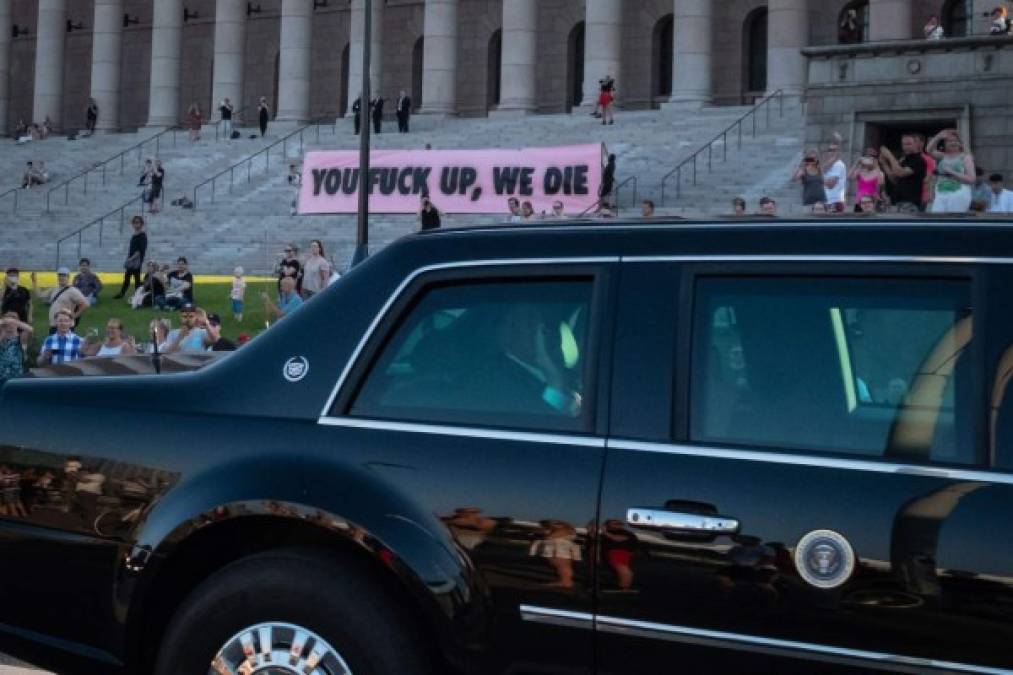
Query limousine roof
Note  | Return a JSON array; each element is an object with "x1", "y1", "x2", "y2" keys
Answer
[{"x1": 410, "y1": 216, "x2": 1013, "y2": 262}]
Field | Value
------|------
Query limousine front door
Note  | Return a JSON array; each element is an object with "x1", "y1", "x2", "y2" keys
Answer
[{"x1": 596, "y1": 263, "x2": 1013, "y2": 674}]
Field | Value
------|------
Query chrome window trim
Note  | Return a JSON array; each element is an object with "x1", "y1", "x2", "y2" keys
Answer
[
  {"x1": 608, "y1": 439, "x2": 1013, "y2": 484},
  {"x1": 318, "y1": 417, "x2": 605, "y2": 448},
  {"x1": 433, "y1": 219, "x2": 1013, "y2": 236},
  {"x1": 623, "y1": 254, "x2": 1013, "y2": 265},
  {"x1": 317, "y1": 256, "x2": 619, "y2": 420},
  {"x1": 519, "y1": 605, "x2": 1012, "y2": 674}
]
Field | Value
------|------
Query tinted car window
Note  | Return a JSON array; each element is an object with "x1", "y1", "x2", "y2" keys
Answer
[
  {"x1": 691, "y1": 277, "x2": 974, "y2": 465},
  {"x1": 349, "y1": 279, "x2": 595, "y2": 432}
]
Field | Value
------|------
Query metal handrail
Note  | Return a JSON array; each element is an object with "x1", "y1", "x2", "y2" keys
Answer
[
  {"x1": 613, "y1": 176, "x2": 638, "y2": 214},
  {"x1": 660, "y1": 90, "x2": 785, "y2": 205},
  {"x1": 0, "y1": 187, "x2": 18, "y2": 214},
  {"x1": 54, "y1": 181, "x2": 164, "y2": 269},
  {"x1": 193, "y1": 117, "x2": 337, "y2": 209},
  {"x1": 45, "y1": 125, "x2": 181, "y2": 213},
  {"x1": 213, "y1": 105, "x2": 251, "y2": 141},
  {"x1": 575, "y1": 175, "x2": 637, "y2": 218},
  {"x1": 54, "y1": 116, "x2": 337, "y2": 266}
]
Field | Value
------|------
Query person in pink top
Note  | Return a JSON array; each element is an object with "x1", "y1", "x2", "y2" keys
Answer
[{"x1": 848, "y1": 156, "x2": 885, "y2": 210}]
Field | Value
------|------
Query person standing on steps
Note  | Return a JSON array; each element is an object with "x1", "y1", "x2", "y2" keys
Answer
[
  {"x1": 187, "y1": 102, "x2": 203, "y2": 143},
  {"x1": 352, "y1": 97, "x2": 362, "y2": 135},
  {"x1": 371, "y1": 95, "x2": 384, "y2": 134},
  {"x1": 85, "y1": 99, "x2": 99, "y2": 136},
  {"x1": 219, "y1": 98, "x2": 234, "y2": 139},
  {"x1": 396, "y1": 90, "x2": 411, "y2": 133},
  {"x1": 147, "y1": 160, "x2": 165, "y2": 213},
  {"x1": 598, "y1": 75, "x2": 616, "y2": 126},
  {"x1": 258, "y1": 97, "x2": 271, "y2": 137},
  {"x1": 114, "y1": 216, "x2": 148, "y2": 299}
]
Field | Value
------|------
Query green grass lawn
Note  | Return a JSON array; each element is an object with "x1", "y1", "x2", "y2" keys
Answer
[{"x1": 27, "y1": 281, "x2": 278, "y2": 353}]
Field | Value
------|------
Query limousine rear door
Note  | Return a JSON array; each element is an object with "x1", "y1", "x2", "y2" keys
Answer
[
  {"x1": 315, "y1": 261, "x2": 617, "y2": 675},
  {"x1": 597, "y1": 260, "x2": 1013, "y2": 674}
]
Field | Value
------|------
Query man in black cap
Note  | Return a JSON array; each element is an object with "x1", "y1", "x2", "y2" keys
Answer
[
  {"x1": 164, "y1": 303, "x2": 217, "y2": 353},
  {"x1": 206, "y1": 314, "x2": 236, "y2": 352},
  {"x1": 1, "y1": 268, "x2": 32, "y2": 323}
]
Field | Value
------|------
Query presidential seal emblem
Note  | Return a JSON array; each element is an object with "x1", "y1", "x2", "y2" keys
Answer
[
  {"x1": 283, "y1": 356, "x2": 310, "y2": 382},
  {"x1": 794, "y1": 529, "x2": 855, "y2": 589}
]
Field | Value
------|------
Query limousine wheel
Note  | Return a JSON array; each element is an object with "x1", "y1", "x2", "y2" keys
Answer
[{"x1": 153, "y1": 549, "x2": 430, "y2": 675}]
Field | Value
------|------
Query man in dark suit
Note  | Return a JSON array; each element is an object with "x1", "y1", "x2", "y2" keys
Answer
[
  {"x1": 396, "y1": 90, "x2": 412, "y2": 133},
  {"x1": 371, "y1": 95, "x2": 384, "y2": 134},
  {"x1": 351, "y1": 97, "x2": 362, "y2": 135}
]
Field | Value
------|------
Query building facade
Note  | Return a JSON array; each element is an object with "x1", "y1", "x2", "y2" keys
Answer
[{"x1": 0, "y1": 0, "x2": 1009, "y2": 138}]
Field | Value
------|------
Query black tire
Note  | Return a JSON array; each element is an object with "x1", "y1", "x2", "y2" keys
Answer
[{"x1": 153, "y1": 548, "x2": 432, "y2": 675}]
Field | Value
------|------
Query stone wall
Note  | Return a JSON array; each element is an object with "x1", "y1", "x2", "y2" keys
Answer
[
  {"x1": 7, "y1": 0, "x2": 1013, "y2": 132},
  {"x1": 803, "y1": 36, "x2": 1013, "y2": 177},
  {"x1": 535, "y1": 0, "x2": 585, "y2": 114}
]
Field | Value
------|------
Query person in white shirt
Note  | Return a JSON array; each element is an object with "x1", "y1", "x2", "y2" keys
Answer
[
  {"x1": 988, "y1": 173, "x2": 1013, "y2": 214},
  {"x1": 823, "y1": 141, "x2": 848, "y2": 213}
]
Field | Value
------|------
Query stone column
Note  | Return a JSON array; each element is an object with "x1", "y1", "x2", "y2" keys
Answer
[
  {"x1": 0, "y1": 0, "x2": 10, "y2": 135},
  {"x1": 581, "y1": 0, "x2": 622, "y2": 108},
  {"x1": 346, "y1": 0, "x2": 384, "y2": 115},
  {"x1": 90, "y1": 0, "x2": 124, "y2": 132},
  {"x1": 493, "y1": 0, "x2": 537, "y2": 115},
  {"x1": 420, "y1": 0, "x2": 458, "y2": 115},
  {"x1": 668, "y1": 0, "x2": 712, "y2": 107},
  {"x1": 33, "y1": 0, "x2": 66, "y2": 129},
  {"x1": 147, "y1": 0, "x2": 183, "y2": 127},
  {"x1": 766, "y1": 0, "x2": 808, "y2": 97},
  {"x1": 276, "y1": 0, "x2": 312, "y2": 121},
  {"x1": 869, "y1": 0, "x2": 912, "y2": 41},
  {"x1": 212, "y1": 0, "x2": 246, "y2": 119}
]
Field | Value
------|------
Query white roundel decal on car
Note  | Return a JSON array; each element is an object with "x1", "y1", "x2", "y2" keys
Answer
[
  {"x1": 794, "y1": 529, "x2": 856, "y2": 589},
  {"x1": 283, "y1": 356, "x2": 310, "y2": 382}
]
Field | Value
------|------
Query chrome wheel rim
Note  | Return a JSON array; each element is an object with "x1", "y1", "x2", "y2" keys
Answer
[{"x1": 209, "y1": 622, "x2": 353, "y2": 675}]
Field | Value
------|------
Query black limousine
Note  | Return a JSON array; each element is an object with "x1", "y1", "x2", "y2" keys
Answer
[{"x1": 1, "y1": 219, "x2": 1012, "y2": 675}]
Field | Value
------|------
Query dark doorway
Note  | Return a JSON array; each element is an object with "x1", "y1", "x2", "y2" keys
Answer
[
  {"x1": 487, "y1": 29, "x2": 502, "y2": 111},
  {"x1": 412, "y1": 36, "x2": 424, "y2": 112},
  {"x1": 340, "y1": 43, "x2": 350, "y2": 116},
  {"x1": 865, "y1": 119, "x2": 956, "y2": 156},
  {"x1": 838, "y1": 0, "x2": 870, "y2": 44},
  {"x1": 566, "y1": 21, "x2": 585, "y2": 112},
  {"x1": 943, "y1": 0, "x2": 969, "y2": 37},
  {"x1": 743, "y1": 7, "x2": 768, "y2": 100},
  {"x1": 652, "y1": 14, "x2": 673, "y2": 105}
]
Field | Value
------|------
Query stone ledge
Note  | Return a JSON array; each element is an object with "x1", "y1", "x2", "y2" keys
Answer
[{"x1": 802, "y1": 35, "x2": 1013, "y2": 59}]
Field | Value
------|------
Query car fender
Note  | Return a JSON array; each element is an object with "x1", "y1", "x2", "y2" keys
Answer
[{"x1": 118, "y1": 454, "x2": 486, "y2": 668}]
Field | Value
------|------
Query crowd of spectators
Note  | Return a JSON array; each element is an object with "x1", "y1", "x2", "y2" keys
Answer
[{"x1": 781, "y1": 128, "x2": 1013, "y2": 217}]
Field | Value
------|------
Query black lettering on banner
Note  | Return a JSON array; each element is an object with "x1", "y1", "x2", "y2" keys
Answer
[
  {"x1": 493, "y1": 167, "x2": 521, "y2": 195},
  {"x1": 397, "y1": 167, "x2": 414, "y2": 195},
  {"x1": 378, "y1": 168, "x2": 397, "y2": 195},
  {"x1": 412, "y1": 167, "x2": 432, "y2": 194},
  {"x1": 341, "y1": 168, "x2": 359, "y2": 194},
  {"x1": 440, "y1": 167, "x2": 459, "y2": 195},
  {"x1": 519, "y1": 167, "x2": 535, "y2": 196},
  {"x1": 324, "y1": 169, "x2": 341, "y2": 195},
  {"x1": 312, "y1": 169, "x2": 328, "y2": 196},
  {"x1": 544, "y1": 167, "x2": 563, "y2": 195},
  {"x1": 458, "y1": 167, "x2": 477, "y2": 195},
  {"x1": 573, "y1": 165, "x2": 589, "y2": 195},
  {"x1": 369, "y1": 168, "x2": 384, "y2": 194}
]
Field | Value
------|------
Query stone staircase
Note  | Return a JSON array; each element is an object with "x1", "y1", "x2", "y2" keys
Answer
[{"x1": 1, "y1": 102, "x2": 806, "y2": 274}]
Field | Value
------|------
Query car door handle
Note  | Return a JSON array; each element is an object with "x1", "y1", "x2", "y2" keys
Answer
[{"x1": 626, "y1": 508, "x2": 740, "y2": 534}]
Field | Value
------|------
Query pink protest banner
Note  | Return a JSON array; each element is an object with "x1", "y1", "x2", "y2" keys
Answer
[{"x1": 298, "y1": 143, "x2": 604, "y2": 215}]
